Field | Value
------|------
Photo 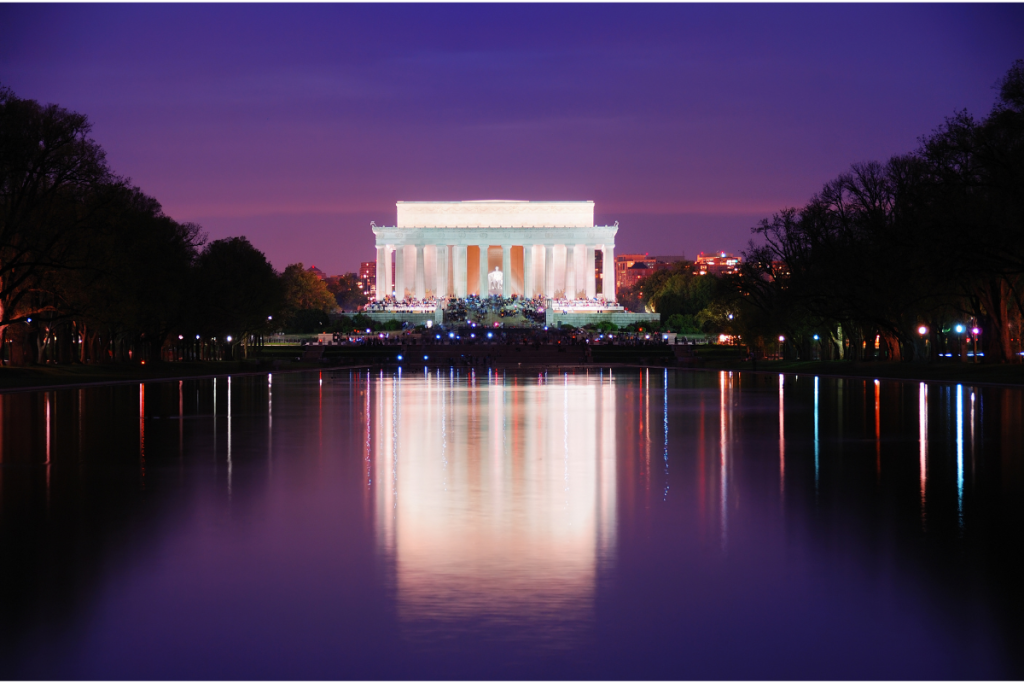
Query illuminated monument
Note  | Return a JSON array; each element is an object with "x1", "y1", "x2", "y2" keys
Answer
[{"x1": 372, "y1": 200, "x2": 618, "y2": 302}]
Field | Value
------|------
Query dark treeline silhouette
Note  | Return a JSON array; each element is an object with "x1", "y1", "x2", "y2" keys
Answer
[
  {"x1": 734, "y1": 61, "x2": 1023, "y2": 363},
  {"x1": 0, "y1": 85, "x2": 286, "y2": 365},
  {"x1": 635, "y1": 61, "x2": 1024, "y2": 364}
]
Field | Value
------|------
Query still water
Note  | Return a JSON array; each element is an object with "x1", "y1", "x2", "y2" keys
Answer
[{"x1": 1, "y1": 368, "x2": 1022, "y2": 679}]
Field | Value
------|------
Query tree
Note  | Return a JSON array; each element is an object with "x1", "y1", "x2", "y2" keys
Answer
[
  {"x1": 281, "y1": 262, "x2": 337, "y2": 313},
  {"x1": 193, "y1": 237, "x2": 284, "y2": 359},
  {"x1": 325, "y1": 273, "x2": 368, "y2": 311},
  {"x1": 0, "y1": 85, "x2": 114, "y2": 357}
]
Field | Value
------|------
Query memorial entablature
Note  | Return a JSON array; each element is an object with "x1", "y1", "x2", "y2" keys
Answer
[{"x1": 371, "y1": 200, "x2": 618, "y2": 302}]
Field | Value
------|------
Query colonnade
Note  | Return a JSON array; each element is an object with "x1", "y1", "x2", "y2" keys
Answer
[{"x1": 375, "y1": 243, "x2": 615, "y2": 303}]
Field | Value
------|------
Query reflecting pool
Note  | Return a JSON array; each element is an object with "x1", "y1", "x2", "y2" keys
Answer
[{"x1": 1, "y1": 368, "x2": 1022, "y2": 678}]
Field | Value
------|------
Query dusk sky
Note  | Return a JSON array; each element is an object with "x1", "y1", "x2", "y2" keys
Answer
[{"x1": 2, "y1": 4, "x2": 1022, "y2": 275}]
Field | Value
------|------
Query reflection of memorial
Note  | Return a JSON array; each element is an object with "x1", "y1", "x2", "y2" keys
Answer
[{"x1": 369, "y1": 371, "x2": 617, "y2": 641}]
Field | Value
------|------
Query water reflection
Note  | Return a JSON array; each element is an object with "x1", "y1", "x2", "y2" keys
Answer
[
  {"x1": 0, "y1": 370, "x2": 1022, "y2": 678},
  {"x1": 370, "y1": 370, "x2": 616, "y2": 643},
  {"x1": 920, "y1": 381, "x2": 928, "y2": 526}
]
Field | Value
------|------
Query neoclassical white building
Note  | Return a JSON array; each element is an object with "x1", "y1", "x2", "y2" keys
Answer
[{"x1": 372, "y1": 200, "x2": 617, "y2": 302}]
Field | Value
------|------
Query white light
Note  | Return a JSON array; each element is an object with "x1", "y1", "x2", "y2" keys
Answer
[
  {"x1": 918, "y1": 325, "x2": 928, "y2": 335},
  {"x1": 449, "y1": 332, "x2": 455, "y2": 339},
  {"x1": 972, "y1": 327, "x2": 980, "y2": 335},
  {"x1": 423, "y1": 355, "x2": 428, "y2": 360},
  {"x1": 955, "y1": 324, "x2": 965, "y2": 334},
  {"x1": 397, "y1": 354, "x2": 403, "y2": 361},
  {"x1": 196, "y1": 335, "x2": 200, "y2": 340},
  {"x1": 226, "y1": 336, "x2": 232, "y2": 342},
  {"x1": 778, "y1": 335, "x2": 785, "y2": 342},
  {"x1": 813, "y1": 334, "x2": 819, "y2": 340},
  {"x1": 178, "y1": 335, "x2": 183, "y2": 340}
]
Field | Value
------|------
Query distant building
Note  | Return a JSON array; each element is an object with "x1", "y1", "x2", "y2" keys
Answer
[
  {"x1": 620, "y1": 261, "x2": 656, "y2": 290},
  {"x1": 615, "y1": 253, "x2": 656, "y2": 291},
  {"x1": 694, "y1": 251, "x2": 742, "y2": 276},
  {"x1": 359, "y1": 261, "x2": 377, "y2": 298},
  {"x1": 308, "y1": 265, "x2": 326, "y2": 280}
]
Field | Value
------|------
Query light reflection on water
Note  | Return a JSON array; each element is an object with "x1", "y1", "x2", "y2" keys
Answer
[{"x1": 0, "y1": 368, "x2": 1022, "y2": 678}]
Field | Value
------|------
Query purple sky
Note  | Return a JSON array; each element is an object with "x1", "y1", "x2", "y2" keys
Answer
[{"x1": 2, "y1": 4, "x2": 1022, "y2": 275}]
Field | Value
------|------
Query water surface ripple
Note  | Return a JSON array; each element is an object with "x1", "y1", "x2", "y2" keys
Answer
[{"x1": 1, "y1": 368, "x2": 1021, "y2": 678}]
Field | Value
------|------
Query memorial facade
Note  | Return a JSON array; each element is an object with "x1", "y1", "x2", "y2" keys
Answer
[{"x1": 371, "y1": 200, "x2": 618, "y2": 302}]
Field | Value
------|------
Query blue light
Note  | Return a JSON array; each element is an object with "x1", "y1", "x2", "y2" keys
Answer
[
  {"x1": 471, "y1": 333, "x2": 475, "y2": 338},
  {"x1": 397, "y1": 354, "x2": 403, "y2": 361},
  {"x1": 423, "y1": 355, "x2": 429, "y2": 360},
  {"x1": 487, "y1": 332, "x2": 493, "y2": 338},
  {"x1": 955, "y1": 324, "x2": 965, "y2": 334},
  {"x1": 449, "y1": 332, "x2": 455, "y2": 339},
  {"x1": 813, "y1": 334, "x2": 819, "y2": 340},
  {"x1": 436, "y1": 334, "x2": 440, "y2": 339}
]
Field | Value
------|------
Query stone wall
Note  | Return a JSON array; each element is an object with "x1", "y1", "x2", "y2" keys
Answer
[{"x1": 544, "y1": 310, "x2": 660, "y2": 328}]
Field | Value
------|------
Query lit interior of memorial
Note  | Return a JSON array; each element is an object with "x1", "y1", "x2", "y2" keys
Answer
[{"x1": 369, "y1": 201, "x2": 623, "y2": 313}]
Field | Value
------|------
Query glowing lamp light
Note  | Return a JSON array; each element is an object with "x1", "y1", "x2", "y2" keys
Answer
[
  {"x1": 423, "y1": 355, "x2": 429, "y2": 361},
  {"x1": 449, "y1": 332, "x2": 455, "y2": 339},
  {"x1": 487, "y1": 332, "x2": 493, "y2": 339},
  {"x1": 196, "y1": 335, "x2": 200, "y2": 340},
  {"x1": 226, "y1": 335, "x2": 233, "y2": 342},
  {"x1": 778, "y1": 335, "x2": 785, "y2": 342},
  {"x1": 972, "y1": 327, "x2": 981, "y2": 335},
  {"x1": 26, "y1": 318, "x2": 31, "y2": 323},
  {"x1": 397, "y1": 354, "x2": 403, "y2": 361},
  {"x1": 365, "y1": 328, "x2": 371, "y2": 334},
  {"x1": 813, "y1": 334, "x2": 819, "y2": 340},
  {"x1": 178, "y1": 335, "x2": 184, "y2": 340},
  {"x1": 426, "y1": 320, "x2": 433, "y2": 328},
  {"x1": 727, "y1": 313, "x2": 734, "y2": 320},
  {"x1": 645, "y1": 334, "x2": 650, "y2": 339},
  {"x1": 918, "y1": 326, "x2": 928, "y2": 335},
  {"x1": 955, "y1": 324, "x2": 965, "y2": 334},
  {"x1": 435, "y1": 334, "x2": 441, "y2": 339}
]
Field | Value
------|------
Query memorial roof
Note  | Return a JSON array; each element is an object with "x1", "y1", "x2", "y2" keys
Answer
[{"x1": 395, "y1": 200, "x2": 595, "y2": 229}]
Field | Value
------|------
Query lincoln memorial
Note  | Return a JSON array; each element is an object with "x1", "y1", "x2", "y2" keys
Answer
[{"x1": 372, "y1": 200, "x2": 617, "y2": 302}]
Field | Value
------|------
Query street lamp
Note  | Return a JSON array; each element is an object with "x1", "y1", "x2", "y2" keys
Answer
[
  {"x1": 918, "y1": 325, "x2": 928, "y2": 336},
  {"x1": 972, "y1": 326, "x2": 981, "y2": 362},
  {"x1": 778, "y1": 335, "x2": 785, "y2": 360}
]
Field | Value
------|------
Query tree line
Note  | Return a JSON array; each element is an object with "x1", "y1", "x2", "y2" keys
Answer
[
  {"x1": 632, "y1": 61, "x2": 1024, "y2": 363},
  {"x1": 0, "y1": 85, "x2": 365, "y2": 366}
]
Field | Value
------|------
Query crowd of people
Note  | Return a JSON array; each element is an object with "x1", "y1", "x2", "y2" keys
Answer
[
  {"x1": 440, "y1": 295, "x2": 548, "y2": 324},
  {"x1": 363, "y1": 296, "x2": 438, "y2": 313}
]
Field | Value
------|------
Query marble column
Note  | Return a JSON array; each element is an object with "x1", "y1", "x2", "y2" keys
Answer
[
  {"x1": 384, "y1": 246, "x2": 394, "y2": 298},
  {"x1": 395, "y1": 246, "x2": 406, "y2": 301},
  {"x1": 604, "y1": 245, "x2": 616, "y2": 302},
  {"x1": 523, "y1": 245, "x2": 534, "y2": 298},
  {"x1": 414, "y1": 245, "x2": 426, "y2": 300},
  {"x1": 375, "y1": 246, "x2": 385, "y2": 301},
  {"x1": 454, "y1": 245, "x2": 468, "y2": 298},
  {"x1": 501, "y1": 245, "x2": 512, "y2": 298},
  {"x1": 544, "y1": 245, "x2": 555, "y2": 299},
  {"x1": 478, "y1": 244, "x2": 489, "y2": 298},
  {"x1": 436, "y1": 245, "x2": 449, "y2": 299},
  {"x1": 586, "y1": 245, "x2": 596, "y2": 299},
  {"x1": 564, "y1": 244, "x2": 576, "y2": 299}
]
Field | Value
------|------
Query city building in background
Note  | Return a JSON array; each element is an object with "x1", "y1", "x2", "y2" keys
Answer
[
  {"x1": 307, "y1": 264, "x2": 326, "y2": 280},
  {"x1": 694, "y1": 251, "x2": 742, "y2": 276},
  {"x1": 614, "y1": 254, "x2": 656, "y2": 292},
  {"x1": 358, "y1": 261, "x2": 377, "y2": 299}
]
